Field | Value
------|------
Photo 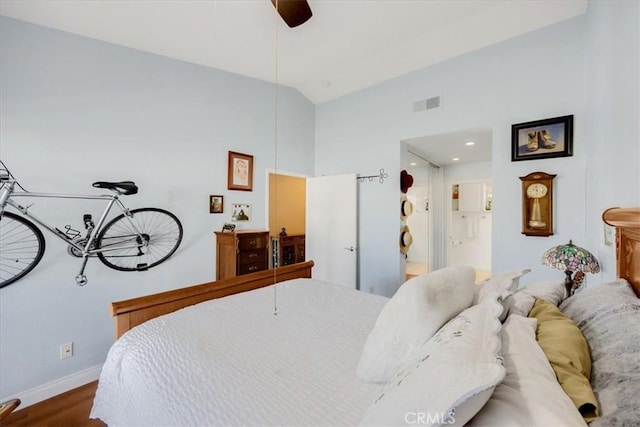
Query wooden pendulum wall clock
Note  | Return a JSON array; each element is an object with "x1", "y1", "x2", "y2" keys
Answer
[{"x1": 519, "y1": 171, "x2": 556, "y2": 236}]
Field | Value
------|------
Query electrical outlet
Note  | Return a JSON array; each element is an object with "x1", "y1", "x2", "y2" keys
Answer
[
  {"x1": 60, "y1": 342, "x2": 73, "y2": 360},
  {"x1": 369, "y1": 286, "x2": 375, "y2": 294}
]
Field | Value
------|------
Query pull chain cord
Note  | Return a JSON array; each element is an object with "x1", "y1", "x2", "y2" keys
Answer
[{"x1": 272, "y1": 0, "x2": 280, "y2": 316}]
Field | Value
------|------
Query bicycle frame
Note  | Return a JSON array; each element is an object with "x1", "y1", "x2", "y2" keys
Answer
[
  {"x1": 0, "y1": 170, "x2": 183, "y2": 288},
  {"x1": 1, "y1": 179, "x2": 146, "y2": 255}
]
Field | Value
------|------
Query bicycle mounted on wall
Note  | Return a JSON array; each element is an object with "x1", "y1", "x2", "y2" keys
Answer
[{"x1": 0, "y1": 163, "x2": 183, "y2": 287}]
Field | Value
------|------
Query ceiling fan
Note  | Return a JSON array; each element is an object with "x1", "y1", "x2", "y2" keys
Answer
[{"x1": 271, "y1": 0, "x2": 313, "y2": 28}]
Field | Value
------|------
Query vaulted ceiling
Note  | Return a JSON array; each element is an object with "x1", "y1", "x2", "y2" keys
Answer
[{"x1": 0, "y1": 0, "x2": 588, "y2": 104}]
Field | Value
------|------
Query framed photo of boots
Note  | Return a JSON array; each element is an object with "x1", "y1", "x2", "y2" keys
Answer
[{"x1": 511, "y1": 115, "x2": 573, "y2": 161}]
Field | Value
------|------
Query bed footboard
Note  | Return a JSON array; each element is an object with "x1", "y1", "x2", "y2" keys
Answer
[{"x1": 110, "y1": 260, "x2": 314, "y2": 339}]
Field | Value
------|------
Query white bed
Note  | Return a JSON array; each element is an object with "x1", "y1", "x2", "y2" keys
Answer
[
  {"x1": 91, "y1": 207, "x2": 640, "y2": 426},
  {"x1": 92, "y1": 279, "x2": 387, "y2": 426}
]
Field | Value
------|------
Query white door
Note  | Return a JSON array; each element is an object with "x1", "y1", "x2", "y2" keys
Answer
[{"x1": 306, "y1": 173, "x2": 358, "y2": 288}]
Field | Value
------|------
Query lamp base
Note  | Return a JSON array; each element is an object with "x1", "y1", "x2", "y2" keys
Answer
[{"x1": 564, "y1": 270, "x2": 574, "y2": 297}]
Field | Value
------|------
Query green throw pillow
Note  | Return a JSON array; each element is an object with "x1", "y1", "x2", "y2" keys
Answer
[{"x1": 529, "y1": 298, "x2": 599, "y2": 422}]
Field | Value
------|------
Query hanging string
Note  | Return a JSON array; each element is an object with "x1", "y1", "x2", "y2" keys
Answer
[
  {"x1": 357, "y1": 168, "x2": 388, "y2": 184},
  {"x1": 272, "y1": 0, "x2": 280, "y2": 316}
]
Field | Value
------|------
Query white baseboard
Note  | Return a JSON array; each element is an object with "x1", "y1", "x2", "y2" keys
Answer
[{"x1": 0, "y1": 364, "x2": 102, "y2": 409}]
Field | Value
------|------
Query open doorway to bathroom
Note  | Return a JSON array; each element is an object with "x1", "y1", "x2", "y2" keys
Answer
[
  {"x1": 401, "y1": 127, "x2": 493, "y2": 282},
  {"x1": 449, "y1": 180, "x2": 492, "y2": 282}
]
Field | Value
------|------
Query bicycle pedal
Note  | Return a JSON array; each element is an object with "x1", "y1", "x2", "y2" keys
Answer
[
  {"x1": 136, "y1": 263, "x2": 149, "y2": 271},
  {"x1": 76, "y1": 275, "x2": 88, "y2": 286}
]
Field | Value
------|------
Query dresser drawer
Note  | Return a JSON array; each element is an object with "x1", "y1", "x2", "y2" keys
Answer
[
  {"x1": 215, "y1": 230, "x2": 269, "y2": 280},
  {"x1": 238, "y1": 248, "x2": 267, "y2": 265},
  {"x1": 238, "y1": 261, "x2": 267, "y2": 275},
  {"x1": 238, "y1": 234, "x2": 268, "y2": 251}
]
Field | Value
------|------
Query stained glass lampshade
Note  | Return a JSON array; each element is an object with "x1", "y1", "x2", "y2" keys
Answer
[{"x1": 541, "y1": 240, "x2": 600, "y2": 296}]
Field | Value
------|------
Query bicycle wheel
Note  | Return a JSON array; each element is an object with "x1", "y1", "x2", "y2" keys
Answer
[
  {"x1": 0, "y1": 212, "x2": 46, "y2": 288},
  {"x1": 97, "y1": 208, "x2": 182, "y2": 271}
]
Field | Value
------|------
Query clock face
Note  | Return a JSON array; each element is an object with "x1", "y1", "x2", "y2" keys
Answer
[{"x1": 526, "y1": 182, "x2": 548, "y2": 198}]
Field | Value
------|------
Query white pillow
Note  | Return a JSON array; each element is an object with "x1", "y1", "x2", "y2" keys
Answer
[
  {"x1": 356, "y1": 266, "x2": 475, "y2": 383},
  {"x1": 359, "y1": 295, "x2": 506, "y2": 427},
  {"x1": 521, "y1": 279, "x2": 566, "y2": 305},
  {"x1": 469, "y1": 314, "x2": 587, "y2": 427},
  {"x1": 473, "y1": 269, "x2": 531, "y2": 321},
  {"x1": 503, "y1": 279, "x2": 566, "y2": 317},
  {"x1": 474, "y1": 269, "x2": 531, "y2": 304},
  {"x1": 503, "y1": 292, "x2": 536, "y2": 317}
]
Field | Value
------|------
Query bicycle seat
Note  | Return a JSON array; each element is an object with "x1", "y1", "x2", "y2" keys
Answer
[{"x1": 92, "y1": 181, "x2": 138, "y2": 195}]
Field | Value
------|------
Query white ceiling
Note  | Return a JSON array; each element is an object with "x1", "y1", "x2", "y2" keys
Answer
[
  {"x1": 404, "y1": 127, "x2": 493, "y2": 168},
  {"x1": 1, "y1": 0, "x2": 588, "y2": 105}
]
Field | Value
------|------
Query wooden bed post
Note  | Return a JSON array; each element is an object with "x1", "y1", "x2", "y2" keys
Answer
[{"x1": 603, "y1": 208, "x2": 640, "y2": 297}]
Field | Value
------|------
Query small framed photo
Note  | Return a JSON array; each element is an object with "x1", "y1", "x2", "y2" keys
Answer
[
  {"x1": 511, "y1": 115, "x2": 573, "y2": 162},
  {"x1": 227, "y1": 151, "x2": 254, "y2": 191},
  {"x1": 209, "y1": 195, "x2": 223, "y2": 214},
  {"x1": 231, "y1": 203, "x2": 251, "y2": 222}
]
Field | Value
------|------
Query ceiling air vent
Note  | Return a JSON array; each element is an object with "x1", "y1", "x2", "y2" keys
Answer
[{"x1": 413, "y1": 96, "x2": 440, "y2": 112}]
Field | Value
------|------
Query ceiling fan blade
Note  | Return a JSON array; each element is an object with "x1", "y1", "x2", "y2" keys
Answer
[{"x1": 271, "y1": 0, "x2": 313, "y2": 28}]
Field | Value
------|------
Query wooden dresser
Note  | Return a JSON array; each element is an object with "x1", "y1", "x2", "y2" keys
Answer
[
  {"x1": 215, "y1": 230, "x2": 269, "y2": 280},
  {"x1": 271, "y1": 234, "x2": 305, "y2": 268}
]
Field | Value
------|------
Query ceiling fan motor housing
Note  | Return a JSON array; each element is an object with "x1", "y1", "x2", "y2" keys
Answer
[{"x1": 271, "y1": 0, "x2": 313, "y2": 28}]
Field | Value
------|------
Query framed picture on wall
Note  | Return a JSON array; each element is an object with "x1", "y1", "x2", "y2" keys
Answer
[
  {"x1": 511, "y1": 115, "x2": 573, "y2": 161},
  {"x1": 231, "y1": 203, "x2": 251, "y2": 222},
  {"x1": 227, "y1": 151, "x2": 254, "y2": 191},
  {"x1": 209, "y1": 195, "x2": 223, "y2": 214}
]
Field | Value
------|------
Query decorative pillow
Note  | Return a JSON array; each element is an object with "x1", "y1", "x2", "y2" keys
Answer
[
  {"x1": 359, "y1": 295, "x2": 505, "y2": 427},
  {"x1": 521, "y1": 279, "x2": 566, "y2": 305},
  {"x1": 356, "y1": 266, "x2": 475, "y2": 383},
  {"x1": 473, "y1": 269, "x2": 530, "y2": 321},
  {"x1": 560, "y1": 279, "x2": 640, "y2": 427},
  {"x1": 469, "y1": 315, "x2": 587, "y2": 427},
  {"x1": 503, "y1": 279, "x2": 566, "y2": 318},
  {"x1": 529, "y1": 298, "x2": 599, "y2": 422},
  {"x1": 474, "y1": 269, "x2": 531, "y2": 303},
  {"x1": 502, "y1": 292, "x2": 536, "y2": 317}
]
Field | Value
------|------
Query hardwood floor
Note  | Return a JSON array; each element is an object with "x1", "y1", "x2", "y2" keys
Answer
[{"x1": 2, "y1": 381, "x2": 105, "y2": 427}]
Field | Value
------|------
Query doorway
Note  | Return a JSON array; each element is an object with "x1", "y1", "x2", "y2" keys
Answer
[
  {"x1": 448, "y1": 180, "x2": 492, "y2": 282},
  {"x1": 266, "y1": 171, "x2": 359, "y2": 289},
  {"x1": 402, "y1": 127, "x2": 493, "y2": 282},
  {"x1": 267, "y1": 171, "x2": 307, "y2": 236}
]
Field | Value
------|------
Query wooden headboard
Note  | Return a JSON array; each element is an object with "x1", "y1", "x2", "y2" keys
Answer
[
  {"x1": 603, "y1": 207, "x2": 640, "y2": 297},
  {"x1": 110, "y1": 261, "x2": 314, "y2": 339}
]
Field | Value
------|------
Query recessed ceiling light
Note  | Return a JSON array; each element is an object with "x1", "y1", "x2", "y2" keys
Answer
[
  {"x1": 452, "y1": 157, "x2": 459, "y2": 161},
  {"x1": 465, "y1": 141, "x2": 475, "y2": 146},
  {"x1": 410, "y1": 162, "x2": 417, "y2": 166}
]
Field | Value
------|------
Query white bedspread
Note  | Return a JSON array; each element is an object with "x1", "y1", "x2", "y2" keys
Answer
[{"x1": 91, "y1": 278, "x2": 388, "y2": 426}]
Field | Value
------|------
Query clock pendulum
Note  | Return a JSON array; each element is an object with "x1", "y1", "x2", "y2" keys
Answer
[{"x1": 527, "y1": 183, "x2": 548, "y2": 229}]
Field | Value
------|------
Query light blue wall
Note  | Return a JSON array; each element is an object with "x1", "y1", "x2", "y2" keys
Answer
[
  {"x1": 0, "y1": 16, "x2": 314, "y2": 398},
  {"x1": 584, "y1": 0, "x2": 640, "y2": 281},
  {"x1": 315, "y1": 1, "x2": 638, "y2": 297},
  {"x1": 316, "y1": 15, "x2": 589, "y2": 296}
]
